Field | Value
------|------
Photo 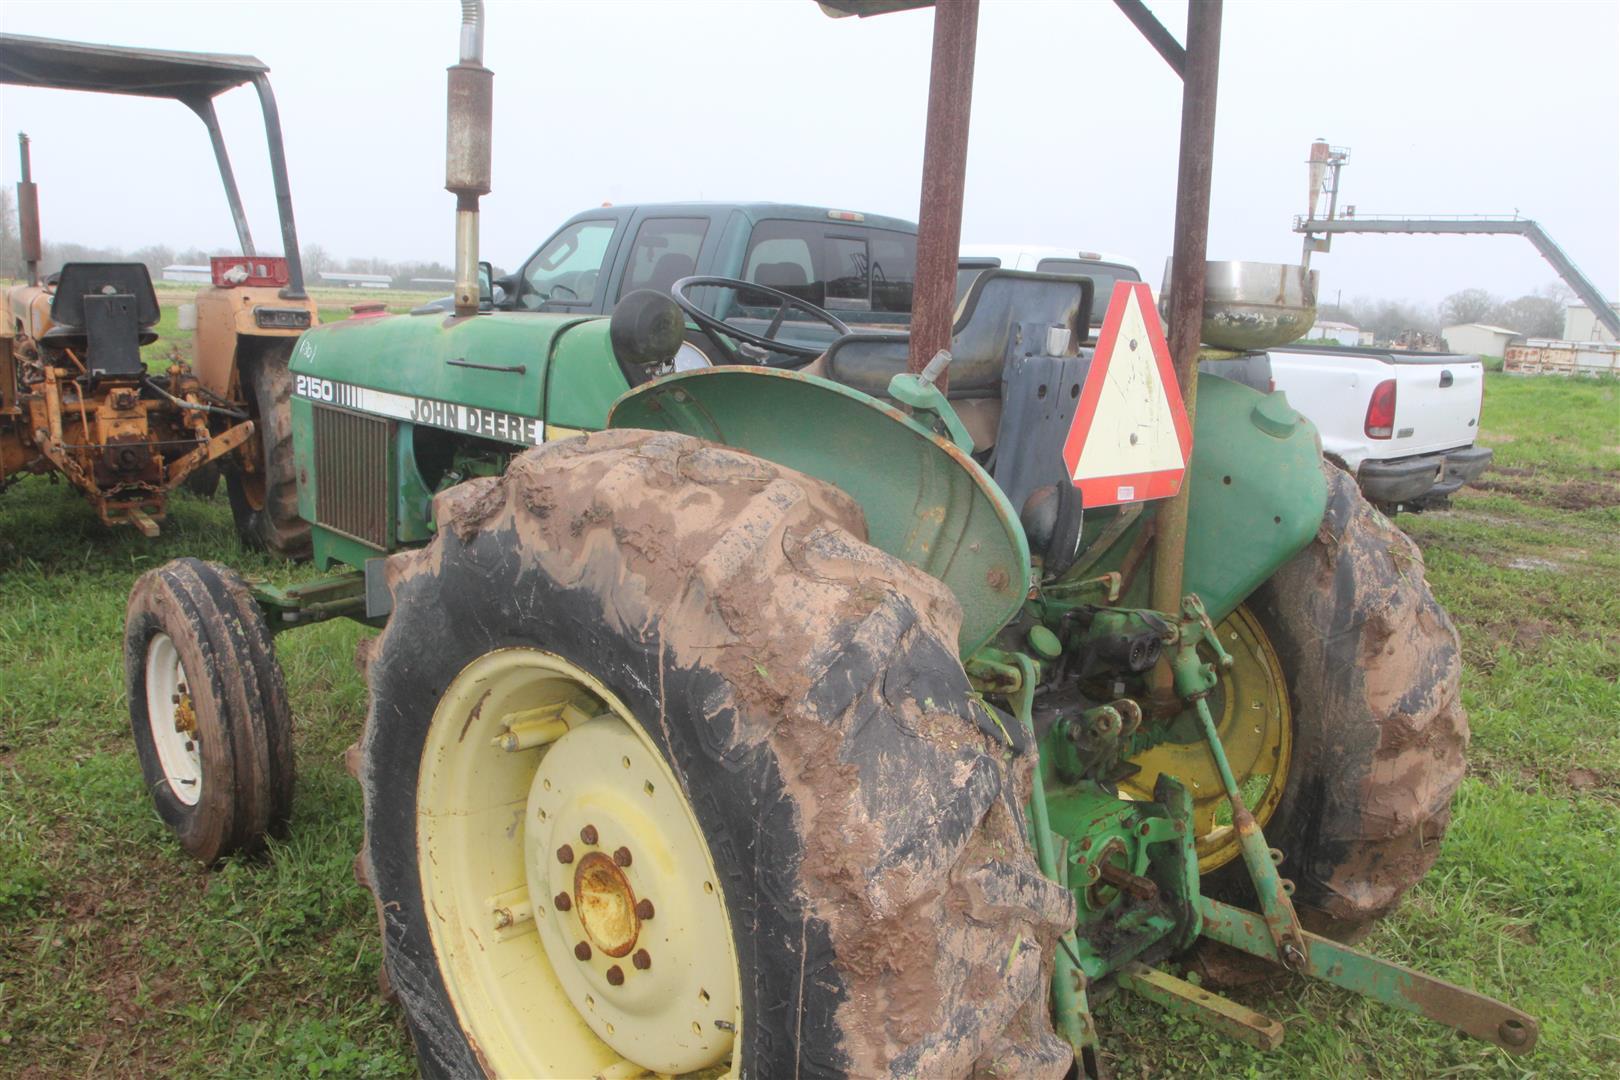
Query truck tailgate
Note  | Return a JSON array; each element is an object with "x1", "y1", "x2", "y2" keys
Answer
[{"x1": 1388, "y1": 355, "x2": 1484, "y2": 456}]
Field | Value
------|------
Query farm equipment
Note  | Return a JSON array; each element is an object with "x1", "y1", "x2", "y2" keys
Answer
[
  {"x1": 124, "y1": 1, "x2": 1537, "y2": 1075},
  {"x1": 1, "y1": 35, "x2": 314, "y2": 551}
]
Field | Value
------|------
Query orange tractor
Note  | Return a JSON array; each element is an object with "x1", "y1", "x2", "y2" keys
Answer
[{"x1": 1, "y1": 34, "x2": 315, "y2": 553}]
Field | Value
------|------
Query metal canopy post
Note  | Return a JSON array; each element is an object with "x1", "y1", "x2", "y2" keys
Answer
[
  {"x1": 252, "y1": 74, "x2": 306, "y2": 300},
  {"x1": 908, "y1": 0, "x2": 980, "y2": 387},
  {"x1": 1147, "y1": 0, "x2": 1222, "y2": 696},
  {"x1": 185, "y1": 96, "x2": 257, "y2": 258}
]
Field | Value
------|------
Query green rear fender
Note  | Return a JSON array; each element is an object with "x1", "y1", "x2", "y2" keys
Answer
[
  {"x1": 610, "y1": 368, "x2": 1325, "y2": 649},
  {"x1": 609, "y1": 368, "x2": 1031, "y2": 657},
  {"x1": 1071, "y1": 374, "x2": 1329, "y2": 623}
]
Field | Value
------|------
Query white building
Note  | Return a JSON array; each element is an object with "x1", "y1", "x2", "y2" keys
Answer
[
  {"x1": 318, "y1": 271, "x2": 393, "y2": 289},
  {"x1": 1563, "y1": 303, "x2": 1619, "y2": 344},
  {"x1": 1309, "y1": 319, "x2": 1360, "y2": 346},
  {"x1": 1441, "y1": 323, "x2": 1520, "y2": 357},
  {"x1": 161, "y1": 263, "x2": 212, "y2": 284}
]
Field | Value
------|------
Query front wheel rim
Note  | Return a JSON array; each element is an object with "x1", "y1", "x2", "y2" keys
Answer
[
  {"x1": 416, "y1": 647, "x2": 742, "y2": 1078},
  {"x1": 144, "y1": 632, "x2": 202, "y2": 806}
]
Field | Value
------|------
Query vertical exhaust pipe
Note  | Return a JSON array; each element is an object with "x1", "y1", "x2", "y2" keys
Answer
[
  {"x1": 17, "y1": 133, "x2": 41, "y2": 288},
  {"x1": 446, "y1": 0, "x2": 492, "y2": 317}
]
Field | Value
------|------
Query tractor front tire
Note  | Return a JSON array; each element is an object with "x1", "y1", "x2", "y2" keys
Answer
[
  {"x1": 1205, "y1": 461, "x2": 1468, "y2": 940},
  {"x1": 359, "y1": 430, "x2": 1076, "y2": 1079},
  {"x1": 227, "y1": 340, "x2": 311, "y2": 560},
  {"x1": 124, "y1": 558, "x2": 294, "y2": 863}
]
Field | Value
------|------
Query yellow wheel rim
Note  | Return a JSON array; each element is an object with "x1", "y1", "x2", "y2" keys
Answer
[
  {"x1": 1121, "y1": 605, "x2": 1292, "y2": 873},
  {"x1": 417, "y1": 648, "x2": 741, "y2": 1077}
]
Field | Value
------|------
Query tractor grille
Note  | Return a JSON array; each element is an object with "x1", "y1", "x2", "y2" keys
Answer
[{"x1": 312, "y1": 405, "x2": 390, "y2": 548}]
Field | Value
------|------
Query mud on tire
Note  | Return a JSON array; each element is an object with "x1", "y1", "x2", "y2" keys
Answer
[
  {"x1": 227, "y1": 340, "x2": 311, "y2": 560},
  {"x1": 1205, "y1": 461, "x2": 1468, "y2": 939},
  {"x1": 359, "y1": 430, "x2": 1077, "y2": 1079},
  {"x1": 124, "y1": 557, "x2": 294, "y2": 863}
]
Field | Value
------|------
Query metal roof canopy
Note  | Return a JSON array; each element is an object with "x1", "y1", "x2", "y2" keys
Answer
[{"x1": 0, "y1": 32, "x2": 306, "y2": 297}]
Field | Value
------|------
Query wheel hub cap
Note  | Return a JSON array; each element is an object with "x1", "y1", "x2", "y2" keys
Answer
[
  {"x1": 526, "y1": 717, "x2": 737, "y2": 1073},
  {"x1": 574, "y1": 852, "x2": 639, "y2": 957},
  {"x1": 144, "y1": 632, "x2": 202, "y2": 805},
  {"x1": 417, "y1": 648, "x2": 741, "y2": 1078}
]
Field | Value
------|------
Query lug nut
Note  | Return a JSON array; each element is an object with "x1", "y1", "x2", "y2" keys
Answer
[
  {"x1": 557, "y1": 844, "x2": 575, "y2": 864},
  {"x1": 632, "y1": 949, "x2": 651, "y2": 970},
  {"x1": 580, "y1": 824, "x2": 599, "y2": 845},
  {"x1": 574, "y1": 941, "x2": 592, "y2": 961},
  {"x1": 606, "y1": 965, "x2": 625, "y2": 986},
  {"x1": 635, "y1": 899, "x2": 655, "y2": 920},
  {"x1": 614, "y1": 846, "x2": 632, "y2": 867},
  {"x1": 554, "y1": 891, "x2": 572, "y2": 912}
]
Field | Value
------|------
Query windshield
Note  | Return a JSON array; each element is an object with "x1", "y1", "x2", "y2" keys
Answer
[{"x1": 520, "y1": 219, "x2": 616, "y2": 308}]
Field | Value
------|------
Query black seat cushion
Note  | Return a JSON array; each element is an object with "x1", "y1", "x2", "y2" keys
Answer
[{"x1": 49, "y1": 262, "x2": 161, "y2": 330}]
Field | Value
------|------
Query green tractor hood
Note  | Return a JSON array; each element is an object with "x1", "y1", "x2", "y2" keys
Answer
[{"x1": 288, "y1": 311, "x2": 629, "y2": 440}]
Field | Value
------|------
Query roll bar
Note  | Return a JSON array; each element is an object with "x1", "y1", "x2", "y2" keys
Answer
[{"x1": 0, "y1": 32, "x2": 307, "y2": 298}]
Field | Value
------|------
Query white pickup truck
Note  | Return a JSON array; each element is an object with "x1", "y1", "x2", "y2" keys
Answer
[
  {"x1": 958, "y1": 245, "x2": 1492, "y2": 513},
  {"x1": 1202, "y1": 345, "x2": 1492, "y2": 512}
]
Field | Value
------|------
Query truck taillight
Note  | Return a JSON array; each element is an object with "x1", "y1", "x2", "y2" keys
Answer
[{"x1": 1365, "y1": 378, "x2": 1396, "y2": 439}]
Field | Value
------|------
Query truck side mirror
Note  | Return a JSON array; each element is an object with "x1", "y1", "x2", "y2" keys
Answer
[{"x1": 478, "y1": 261, "x2": 495, "y2": 309}]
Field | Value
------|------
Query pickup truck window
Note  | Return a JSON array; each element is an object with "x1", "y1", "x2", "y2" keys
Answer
[
  {"x1": 618, "y1": 217, "x2": 710, "y2": 300},
  {"x1": 1035, "y1": 258, "x2": 1141, "y2": 325},
  {"x1": 956, "y1": 258, "x2": 1000, "y2": 302},
  {"x1": 521, "y1": 219, "x2": 616, "y2": 309},
  {"x1": 739, "y1": 220, "x2": 916, "y2": 316}
]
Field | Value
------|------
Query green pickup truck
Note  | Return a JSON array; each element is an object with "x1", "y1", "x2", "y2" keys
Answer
[{"x1": 463, "y1": 201, "x2": 919, "y2": 364}]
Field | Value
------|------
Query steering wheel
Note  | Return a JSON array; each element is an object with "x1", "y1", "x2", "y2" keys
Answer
[{"x1": 671, "y1": 275, "x2": 851, "y2": 365}]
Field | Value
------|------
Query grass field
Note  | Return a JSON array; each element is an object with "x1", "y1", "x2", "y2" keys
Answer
[{"x1": 1, "y1": 360, "x2": 1616, "y2": 1076}]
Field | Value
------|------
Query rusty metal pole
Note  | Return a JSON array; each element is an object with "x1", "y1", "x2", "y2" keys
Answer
[
  {"x1": 1149, "y1": 0, "x2": 1221, "y2": 700},
  {"x1": 908, "y1": 0, "x2": 979, "y2": 390},
  {"x1": 17, "y1": 134, "x2": 41, "y2": 288}
]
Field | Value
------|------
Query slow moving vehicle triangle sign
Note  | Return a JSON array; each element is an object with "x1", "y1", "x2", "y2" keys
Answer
[{"x1": 1061, "y1": 280, "x2": 1193, "y2": 507}]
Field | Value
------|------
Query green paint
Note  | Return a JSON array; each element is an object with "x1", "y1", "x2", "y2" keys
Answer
[
  {"x1": 288, "y1": 311, "x2": 632, "y2": 565},
  {"x1": 291, "y1": 311, "x2": 586, "y2": 416},
  {"x1": 611, "y1": 367, "x2": 1031, "y2": 657},
  {"x1": 1198, "y1": 897, "x2": 1540, "y2": 1054},
  {"x1": 250, "y1": 567, "x2": 369, "y2": 635},
  {"x1": 1056, "y1": 374, "x2": 1328, "y2": 626},
  {"x1": 884, "y1": 371, "x2": 975, "y2": 452},
  {"x1": 1026, "y1": 624, "x2": 1062, "y2": 660}
]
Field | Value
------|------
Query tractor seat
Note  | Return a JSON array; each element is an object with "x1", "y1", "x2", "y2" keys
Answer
[
  {"x1": 39, "y1": 323, "x2": 160, "y2": 348},
  {"x1": 823, "y1": 269, "x2": 1094, "y2": 400},
  {"x1": 44, "y1": 262, "x2": 162, "y2": 375}
]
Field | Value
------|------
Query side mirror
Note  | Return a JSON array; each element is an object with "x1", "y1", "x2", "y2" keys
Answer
[{"x1": 478, "y1": 261, "x2": 495, "y2": 309}]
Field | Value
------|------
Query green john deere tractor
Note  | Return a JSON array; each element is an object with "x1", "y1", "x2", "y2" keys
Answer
[{"x1": 123, "y1": 3, "x2": 1534, "y2": 1076}]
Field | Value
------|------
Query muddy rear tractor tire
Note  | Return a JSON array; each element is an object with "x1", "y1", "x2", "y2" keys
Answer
[
  {"x1": 1203, "y1": 462, "x2": 1469, "y2": 940},
  {"x1": 124, "y1": 557, "x2": 294, "y2": 864},
  {"x1": 227, "y1": 341, "x2": 311, "y2": 560},
  {"x1": 359, "y1": 430, "x2": 1077, "y2": 1079}
]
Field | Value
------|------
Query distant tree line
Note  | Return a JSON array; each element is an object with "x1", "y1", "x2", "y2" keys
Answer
[
  {"x1": 1317, "y1": 284, "x2": 1570, "y2": 343},
  {"x1": 0, "y1": 194, "x2": 494, "y2": 290}
]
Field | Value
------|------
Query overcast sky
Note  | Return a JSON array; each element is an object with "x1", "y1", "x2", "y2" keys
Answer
[{"x1": 1, "y1": 0, "x2": 1615, "y2": 308}]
